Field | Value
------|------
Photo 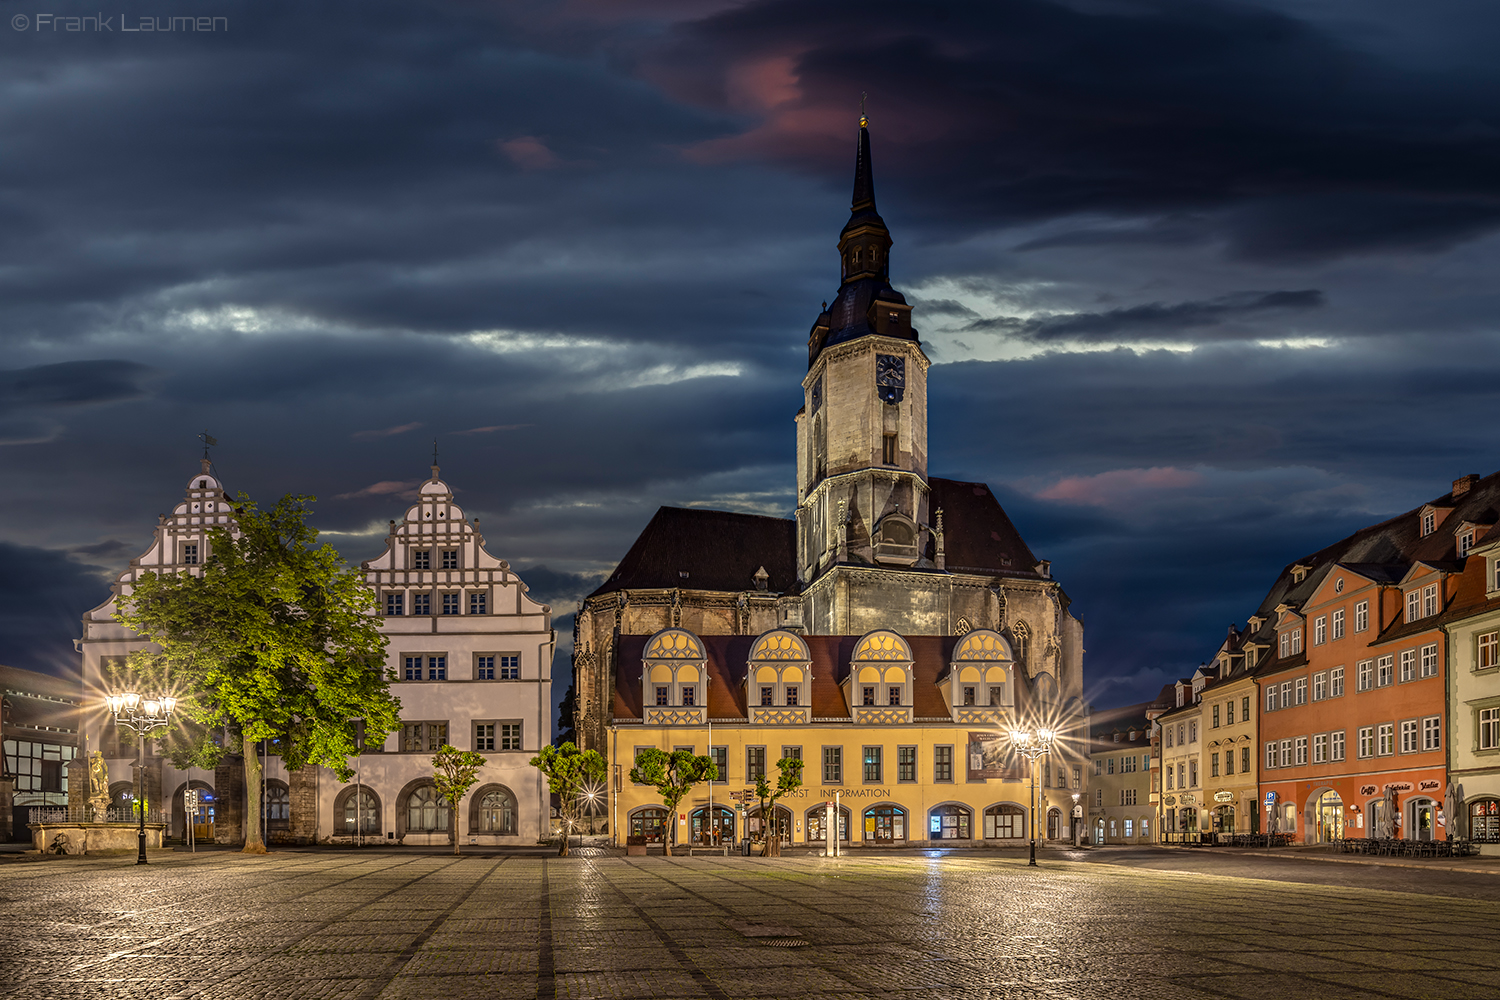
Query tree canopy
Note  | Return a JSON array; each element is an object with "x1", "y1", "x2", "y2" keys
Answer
[
  {"x1": 115, "y1": 492, "x2": 401, "y2": 853},
  {"x1": 754, "y1": 756, "x2": 804, "y2": 856},
  {"x1": 630, "y1": 747, "x2": 717, "y2": 850},
  {"x1": 530, "y1": 741, "x2": 607, "y2": 856},
  {"x1": 432, "y1": 744, "x2": 488, "y2": 855}
]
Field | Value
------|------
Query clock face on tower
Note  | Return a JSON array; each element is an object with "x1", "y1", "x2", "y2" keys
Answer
[{"x1": 875, "y1": 354, "x2": 905, "y2": 404}]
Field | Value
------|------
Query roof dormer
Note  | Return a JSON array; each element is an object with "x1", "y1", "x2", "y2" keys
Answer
[{"x1": 1290, "y1": 563, "x2": 1313, "y2": 584}]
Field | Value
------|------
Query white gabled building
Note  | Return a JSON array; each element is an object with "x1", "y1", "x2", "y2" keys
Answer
[
  {"x1": 76, "y1": 459, "x2": 554, "y2": 848},
  {"x1": 77, "y1": 459, "x2": 242, "y2": 841},
  {"x1": 349, "y1": 464, "x2": 553, "y2": 846}
]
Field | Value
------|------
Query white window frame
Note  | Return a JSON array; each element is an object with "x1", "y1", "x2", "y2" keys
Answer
[
  {"x1": 1332, "y1": 608, "x2": 1345, "y2": 640},
  {"x1": 1314, "y1": 616, "x2": 1327, "y2": 645},
  {"x1": 1265, "y1": 743, "x2": 1277, "y2": 769},
  {"x1": 1295, "y1": 736, "x2": 1308, "y2": 766},
  {"x1": 1357, "y1": 660, "x2": 1373, "y2": 692},
  {"x1": 1278, "y1": 740, "x2": 1292, "y2": 768},
  {"x1": 1330, "y1": 666, "x2": 1344, "y2": 697},
  {"x1": 1424, "y1": 584, "x2": 1439, "y2": 617},
  {"x1": 1421, "y1": 715, "x2": 1441, "y2": 752},
  {"x1": 1399, "y1": 719, "x2": 1419, "y2": 754},
  {"x1": 1295, "y1": 678, "x2": 1307, "y2": 705},
  {"x1": 1313, "y1": 733, "x2": 1328, "y2": 763},
  {"x1": 1480, "y1": 631, "x2": 1500, "y2": 671},
  {"x1": 1312, "y1": 672, "x2": 1327, "y2": 701},
  {"x1": 1406, "y1": 590, "x2": 1420, "y2": 623},
  {"x1": 1331, "y1": 730, "x2": 1345, "y2": 761},
  {"x1": 1357, "y1": 726, "x2": 1374, "y2": 758},
  {"x1": 1377, "y1": 723, "x2": 1394, "y2": 756},
  {"x1": 1376, "y1": 655, "x2": 1393, "y2": 688},
  {"x1": 1420, "y1": 643, "x2": 1438, "y2": 678},
  {"x1": 1355, "y1": 600, "x2": 1369, "y2": 633},
  {"x1": 1400, "y1": 649, "x2": 1416, "y2": 683},
  {"x1": 1480, "y1": 708, "x2": 1500, "y2": 751}
]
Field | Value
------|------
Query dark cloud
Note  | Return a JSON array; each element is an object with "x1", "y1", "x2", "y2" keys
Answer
[
  {"x1": 968, "y1": 289, "x2": 1324, "y2": 344},
  {"x1": 649, "y1": 0, "x2": 1500, "y2": 260},
  {"x1": 0, "y1": 542, "x2": 110, "y2": 678}
]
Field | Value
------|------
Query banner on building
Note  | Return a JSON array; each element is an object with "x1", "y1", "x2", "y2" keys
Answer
[{"x1": 967, "y1": 731, "x2": 1020, "y2": 780}]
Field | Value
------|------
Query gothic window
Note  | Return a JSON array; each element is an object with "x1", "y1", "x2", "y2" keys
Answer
[
  {"x1": 261, "y1": 780, "x2": 290, "y2": 831},
  {"x1": 1011, "y1": 622, "x2": 1030, "y2": 668}
]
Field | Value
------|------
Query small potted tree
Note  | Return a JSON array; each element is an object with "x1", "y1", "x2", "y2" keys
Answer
[{"x1": 629, "y1": 748, "x2": 717, "y2": 856}]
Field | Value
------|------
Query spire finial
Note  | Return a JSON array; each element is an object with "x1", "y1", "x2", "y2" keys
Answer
[
  {"x1": 198, "y1": 430, "x2": 217, "y2": 473},
  {"x1": 859, "y1": 92, "x2": 867, "y2": 129},
  {"x1": 431, "y1": 438, "x2": 440, "y2": 480}
]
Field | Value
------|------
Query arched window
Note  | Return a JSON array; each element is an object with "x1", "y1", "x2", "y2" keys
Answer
[
  {"x1": 108, "y1": 781, "x2": 136, "y2": 815},
  {"x1": 865, "y1": 804, "x2": 906, "y2": 842},
  {"x1": 334, "y1": 785, "x2": 381, "y2": 836},
  {"x1": 468, "y1": 784, "x2": 517, "y2": 835},
  {"x1": 690, "y1": 806, "x2": 735, "y2": 845},
  {"x1": 405, "y1": 784, "x2": 448, "y2": 833},
  {"x1": 261, "y1": 780, "x2": 290, "y2": 832},
  {"x1": 749, "y1": 805, "x2": 792, "y2": 845},
  {"x1": 630, "y1": 807, "x2": 668, "y2": 843},
  {"x1": 1011, "y1": 621, "x2": 1030, "y2": 669},
  {"x1": 807, "y1": 805, "x2": 851, "y2": 842},
  {"x1": 1471, "y1": 799, "x2": 1500, "y2": 842},
  {"x1": 983, "y1": 804, "x2": 1024, "y2": 839},
  {"x1": 929, "y1": 804, "x2": 971, "y2": 840}
]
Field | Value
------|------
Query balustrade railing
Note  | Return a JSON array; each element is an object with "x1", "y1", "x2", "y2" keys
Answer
[{"x1": 28, "y1": 806, "x2": 168, "y2": 825}]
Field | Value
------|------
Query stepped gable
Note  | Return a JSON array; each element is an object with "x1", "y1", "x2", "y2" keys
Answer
[{"x1": 588, "y1": 506, "x2": 797, "y2": 599}]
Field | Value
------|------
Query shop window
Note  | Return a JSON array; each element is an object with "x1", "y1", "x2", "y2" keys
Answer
[{"x1": 929, "y1": 804, "x2": 971, "y2": 840}]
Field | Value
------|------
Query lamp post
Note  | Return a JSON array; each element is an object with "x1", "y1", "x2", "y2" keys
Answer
[
  {"x1": 1011, "y1": 727, "x2": 1055, "y2": 867},
  {"x1": 106, "y1": 692, "x2": 177, "y2": 865}
]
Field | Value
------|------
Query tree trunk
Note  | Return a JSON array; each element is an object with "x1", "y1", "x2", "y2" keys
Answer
[
  {"x1": 452, "y1": 799, "x2": 460, "y2": 856},
  {"x1": 242, "y1": 734, "x2": 267, "y2": 854},
  {"x1": 557, "y1": 809, "x2": 570, "y2": 856}
]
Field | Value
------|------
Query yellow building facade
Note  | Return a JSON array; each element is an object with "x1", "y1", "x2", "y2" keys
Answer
[{"x1": 609, "y1": 627, "x2": 1087, "y2": 849}]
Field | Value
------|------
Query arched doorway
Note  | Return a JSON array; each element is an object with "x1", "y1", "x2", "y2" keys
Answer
[
  {"x1": 1314, "y1": 790, "x2": 1343, "y2": 842},
  {"x1": 864, "y1": 804, "x2": 906, "y2": 844},
  {"x1": 629, "y1": 807, "x2": 668, "y2": 843},
  {"x1": 1410, "y1": 797, "x2": 1436, "y2": 841},
  {"x1": 1211, "y1": 804, "x2": 1235, "y2": 836},
  {"x1": 749, "y1": 805, "x2": 792, "y2": 846},
  {"x1": 1093, "y1": 818, "x2": 1104, "y2": 844},
  {"x1": 261, "y1": 779, "x2": 290, "y2": 842},
  {"x1": 1046, "y1": 808, "x2": 1061, "y2": 840},
  {"x1": 928, "y1": 804, "x2": 972, "y2": 841},
  {"x1": 807, "y1": 805, "x2": 851, "y2": 844},
  {"x1": 690, "y1": 805, "x2": 735, "y2": 846},
  {"x1": 170, "y1": 780, "x2": 215, "y2": 842}
]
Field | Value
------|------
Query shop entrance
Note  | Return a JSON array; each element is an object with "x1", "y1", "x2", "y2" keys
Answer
[
  {"x1": 690, "y1": 806, "x2": 735, "y2": 846},
  {"x1": 1315, "y1": 790, "x2": 1343, "y2": 842},
  {"x1": 1211, "y1": 805, "x2": 1235, "y2": 834},
  {"x1": 1411, "y1": 798, "x2": 1436, "y2": 842},
  {"x1": 865, "y1": 805, "x2": 906, "y2": 843}
]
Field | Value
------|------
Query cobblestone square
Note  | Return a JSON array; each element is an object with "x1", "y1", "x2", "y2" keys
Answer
[{"x1": 5, "y1": 849, "x2": 1500, "y2": 999}]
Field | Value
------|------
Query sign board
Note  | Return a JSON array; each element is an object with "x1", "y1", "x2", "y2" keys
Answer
[
  {"x1": 1384, "y1": 781, "x2": 1413, "y2": 792},
  {"x1": 966, "y1": 731, "x2": 1020, "y2": 781},
  {"x1": 183, "y1": 790, "x2": 198, "y2": 810},
  {"x1": 1419, "y1": 779, "x2": 1441, "y2": 793},
  {"x1": 1214, "y1": 791, "x2": 1234, "y2": 803},
  {"x1": 1264, "y1": 791, "x2": 1277, "y2": 809}
]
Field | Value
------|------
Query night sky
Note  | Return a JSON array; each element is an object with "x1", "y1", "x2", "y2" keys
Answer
[{"x1": 5, "y1": 0, "x2": 1500, "y2": 715}]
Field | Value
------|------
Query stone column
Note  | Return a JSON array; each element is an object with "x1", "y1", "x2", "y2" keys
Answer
[
  {"x1": 66, "y1": 758, "x2": 89, "y2": 816},
  {"x1": 214, "y1": 757, "x2": 246, "y2": 845},
  {"x1": 288, "y1": 764, "x2": 319, "y2": 844}
]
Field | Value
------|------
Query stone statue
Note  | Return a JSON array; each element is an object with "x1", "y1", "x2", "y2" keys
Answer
[{"x1": 88, "y1": 751, "x2": 109, "y2": 819}]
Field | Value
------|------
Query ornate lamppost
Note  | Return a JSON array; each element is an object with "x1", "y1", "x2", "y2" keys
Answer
[
  {"x1": 1011, "y1": 727, "x2": 1054, "y2": 867},
  {"x1": 106, "y1": 692, "x2": 176, "y2": 865}
]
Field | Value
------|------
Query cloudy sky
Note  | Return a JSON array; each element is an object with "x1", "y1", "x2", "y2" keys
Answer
[{"x1": 4, "y1": 0, "x2": 1499, "y2": 714}]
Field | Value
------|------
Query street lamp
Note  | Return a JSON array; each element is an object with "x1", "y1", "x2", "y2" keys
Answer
[
  {"x1": 1011, "y1": 727, "x2": 1055, "y2": 867},
  {"x1": 107, "y1": 692, "x2": 176, "y2": 865}
]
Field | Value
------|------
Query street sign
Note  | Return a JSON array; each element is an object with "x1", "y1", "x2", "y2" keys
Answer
[{"x1": 183, "y1": 790, "x2": 198, "y2": 810}]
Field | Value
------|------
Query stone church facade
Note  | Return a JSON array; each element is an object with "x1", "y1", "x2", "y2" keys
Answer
[{"x1": 574, "y1": 122, "x2": 1087, "y2": 838}]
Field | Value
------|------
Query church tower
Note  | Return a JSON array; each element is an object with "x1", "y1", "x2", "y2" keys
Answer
[{"x1": 795, "y1": 117, "x2": 933, "y2": 630}]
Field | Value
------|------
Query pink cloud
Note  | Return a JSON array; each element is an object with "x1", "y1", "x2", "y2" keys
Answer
[
  {"x1": 454, "y1": 423, "x2": 532, "y2": 435},
  {"x1": 332, "y1": 480, "x2": 421, "y2": 502},
  {"x1": 351, "y1": 421, "x2": 422, "y2": 440},
  {"x1": 498, "y1": 136, "x2": 559, "y2": 170},
  {"x1": 1037, "y1": 467, "x2": 1204, "y2": 505}
]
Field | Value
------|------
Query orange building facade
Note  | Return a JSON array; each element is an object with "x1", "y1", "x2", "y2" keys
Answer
[{"x1": 1248, "y1": 474, "x2": 1497, "y2": 843}]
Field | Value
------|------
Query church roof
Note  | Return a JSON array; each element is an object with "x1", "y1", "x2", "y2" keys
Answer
[
  {"x1": 587, "y1": 506, "x2": 799, "y2": 598},
  {"x1": 930, "y1": 479, "x2": 1042, "y2": 578},
  {"x1": 589, "y1": 478, "x2": 1045, "y2": 601}
]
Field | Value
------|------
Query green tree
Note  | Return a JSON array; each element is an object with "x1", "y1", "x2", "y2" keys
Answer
[
  {"x1": 530, "y1": 741, "x2": 607, "y2": 856},
  {"x1": 115, "y1": 493, "x2": 401, "y2": 854},
  {"x1": 432, "y1": 744, "x2": 488, "y2": 856},
  {"x1": 754, "y1": 756, "x2": 804, "y2": 857},
  {"x1": 630, "y1": 747, "x2": 717, "y2": 853}
]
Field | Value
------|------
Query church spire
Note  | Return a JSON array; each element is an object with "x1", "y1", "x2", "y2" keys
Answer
[{"x1": 852, "y1": 104, "x2": 876, "y2": 215}]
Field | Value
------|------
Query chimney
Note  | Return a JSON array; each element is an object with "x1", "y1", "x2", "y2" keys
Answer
[{"x1": 1454, "y1": 474, "x2": 1480, "y2": 498}]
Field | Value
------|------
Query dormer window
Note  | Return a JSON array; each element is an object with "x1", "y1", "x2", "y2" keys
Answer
[
  {"x1": 785, "y1": 686, "x2": 798, "y2": 706},
  {"x1": 1422, "y1": 510, "x2": 1436, "y2": 535},
  {"x1": 888, "y1": 686, "x2": 902, "y2": 706},
  {"x1": 198, "y1": 480, "x2": 207, "y2": 488},
  {"x1": 1291, "y1": 564, "x2": 1310, "y2": 584},
  {"x1": 656, "y1": 687, "x2": 669, "y2": 706},
  {"x1": 761, "y1": 686, "x2": 774, "y2": 706},
  {"x1": 681, "y1": 686, "x2": 695, "y2": 706},
  {"x1": 962, "y1": 686, "x2": 976, "y2": 706},
  {"x1": 863, "y1": 686, "x2": 876, "y2": 706},
  {"x1": 1460, "y1": 530, "x2": 1475, "y2": 557}
]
